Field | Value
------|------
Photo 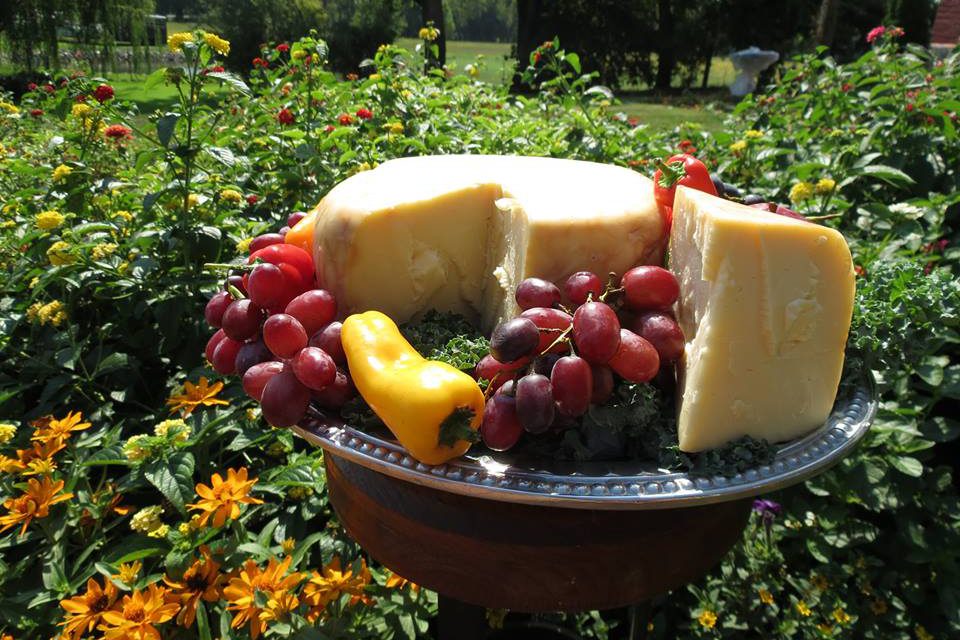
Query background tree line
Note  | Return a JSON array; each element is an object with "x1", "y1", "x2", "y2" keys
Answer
[{"x1": 1, "y1": 0, "x2": 938, "y2": 87}]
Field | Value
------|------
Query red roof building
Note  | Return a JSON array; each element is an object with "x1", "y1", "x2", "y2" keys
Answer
[{"x1": 932, "y1": 0, "x2": 960, "y2": 47}]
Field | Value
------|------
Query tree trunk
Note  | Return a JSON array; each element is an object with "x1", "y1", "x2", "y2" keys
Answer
[
  {"x1": 421, "y1": 0, "x2": 446, "y2": 67},
  {"x1": 814, "y1": 0, "x2": 840, "y2": 47},
  {"x1": 701, "y1": 43, "x2": 714, "y2": 89},
  {"x1": 511, "y1": 0, "x2": 551, "y2": 92},
  {"x1": 654, "y1": 0, "x2": 675, "y2": 90}
]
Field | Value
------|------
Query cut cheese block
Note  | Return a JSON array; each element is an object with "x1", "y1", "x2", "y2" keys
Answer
[
  {"x1": 669, "y1": 187, "x2": 855, "y2": 452},
  {"x1": 313, "y1": 155, "x2": 664, "y2": 330}
]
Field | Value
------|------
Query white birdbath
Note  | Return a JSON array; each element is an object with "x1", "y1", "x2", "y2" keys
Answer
[{"x1": 729, "y1": 46, "x2": 780, "y2": 97}]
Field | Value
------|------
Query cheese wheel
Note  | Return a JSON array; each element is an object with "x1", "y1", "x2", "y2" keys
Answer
[
  {"x1": 313, "y1": 155, "x2": 664, "y2": 330},
  {"x1": 669, "y1": 187, "x2": 855, "y2": 452}
]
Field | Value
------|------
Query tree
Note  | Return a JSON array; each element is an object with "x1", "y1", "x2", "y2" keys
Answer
[
  {"x1": 654, "y1": 0, "x2": 675, "y2": 90},
  {"x1": 815, "y1": 0, "x2": 841, "y2": 46},
  {"x1": 420, "y1": 0, "x2": 445, "y2": 66}
]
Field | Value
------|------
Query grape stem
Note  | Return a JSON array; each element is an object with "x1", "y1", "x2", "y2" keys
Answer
[
  {"x1": 539, "y1": 325, "x2": 572, "y2": 356},
  {"x1": 805, "y1": 213, "x2": 843, "y2": 222},
  {"x1": 204, "y1": 262, "x2": 255, "y2": 272}
]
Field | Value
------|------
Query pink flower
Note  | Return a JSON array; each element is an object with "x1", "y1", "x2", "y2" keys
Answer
[
  {"x1": 276, "y1": 43, "x2": 290, "y2": 53},
  {"x1": 42, "y1": 84, "x2": 55, "y2": 94},
  {"x1": 246, "y1": 194, "x2": 259, "y2": 205},
  {"x1": 104, "y1": 124, "x2": 133, "y2": 141},
  {"x1": 866, "y1": 26, "x2": 886, "y2": 43},
  {"x1": 355, "y1": 108, "x2": 373, "y2": 120},
  {"x1": 93, "y1": 84, "x2": 114, "y2": 103},
  {"x1": 26, "y1": 82, "x2": 37, "y2": 91},
  {"x1": 276, "y1": 108, "x2": 295, "y2": 125}
]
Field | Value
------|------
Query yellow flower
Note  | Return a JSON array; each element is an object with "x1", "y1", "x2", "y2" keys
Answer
[
  {"x1": 817, "y1": 623, "x2": 834, "y2": 634},
  {"x1": 789, "y1": 181, "x2": 815, "y2": 203},
  {"x1": 36, "y1": 210, "x2": 65, "y2": 230},
  {"x1": 916, "y1": 625, "x2": 934, "y2": 640},
  {"x1": 291, "y1": 49, "x2": 306, "y2": 61},
  {"x1": 91, "y1": 242, "x2": 118, "y2": 260},
  {"x1": 203, "y1": 32, "x2": 230, "y2": 56},
  {"x1": 758, "y1": 588, "x2": 774, "y2": 605},
  {"x1": 386, "y1": 122, "x2": 404, "y2": 135},
  {"x1": 178, "y1": 522, "x2": 190, "y2": 535},
  {"x1": 745, "y1": 129, "x2": 764, "y2": 139},
  {"x1": 59, "y1": 577, "x2": 120, "y2": 640},
  {"x1": 115, "y1": 561, "x2": 142, "y2": 585},
  {"x1": 0, "y1": 476, "x2": 73, "y2": 536},
  {"x1": 71, "y1": 103, "x2": 93, "y2": 120},
  {"x1": 187, "y1": 193, "x2": 200, "y2": 208},
  {"x1": 32, "y1": 300, "x2": 68, "y2": 327},
  {"x1": 166, "y1": 377, "x2": 229, "y2": 416},
  {"x1": 223, "y1": 556, "x2": 302, "y2": 640},
  {"x1": 465, "y1": 63, "x2": 479, "y2": 77},
  {"x1": 0, "y1": 423, "x2": 17, "y2": 444},
  {"x1": 154, "y1": 418, "x2": 190, "y2": 442},
  {"x1": 112, "y1": 210, "x2": 133, "y2": 222},
  {"x1": 370, "y1": 73, "x2": 382, "y2": 81},
  {"x1": 168, "y1": 31, "x2": 195, "y2": 52},
  {"x1": 815, "y1": 177, "x2": 837, "y2": 195},
  {"x1": 302, "y1": 556, "x2": 372, "y2": 620},
  {"x1": 188, "y1": 467, "x2": 264, "y2": 528},
  {"x1": 123, "y1": 434, "x2": 150, "y2": 462},
  {"x1": 23, "y1": 457, "x2": 57, "y2": 476},
  {"x1": 386, "y1": 572, "x2": 419, "y2": 592},
  {"x1": 33, "y1": 410, "x2": 90, "y2": 442},
  {"x1": 52, "y1": 164, "x2": 73, "y2": 181},
  {"x1": 147, "y1": 523, "x2": 170, "y2": 538},
  {"x1": 0, "y1": 101, "x2": 19, "y2": 114},
  {"x1": 219, "y1": 188, "x2": 243, "y2": 204},
  {"x1": 796, "y1": 600, "x2": 812, "y2": 616},
  {"x1": 697, "y1": 609, "x2": 717, "y2": 629},
  {"x1": 870, "y1": 598, "x2": 888, "y2": 615},
  {"x1": 729, "y1": 140, "x2": 747, "y2": 153},
  {"x1": 130, "y1": 505, "x2": 164, "y2": 534},
  {"x1": 236, "y1": 237, "x2": 252, "y2": 253},
  {"x1": 832, "y1": 607, "x2": 851, "y2": 625},
  {"x1": 281, "y1": 538, "x2": 296, "y2": 554},
  {"x1": 99, "y1": 583, "x2": 180, "y2": 640},
  {"x1": 164, "y1": 546, "x2": 223, "y2": 628},
  {"x1": 418, "y1": 26, "x2": 439, "y2": 41},
  {"x1": 47, "y1": 241, "x2": 75, "y2": 266}
]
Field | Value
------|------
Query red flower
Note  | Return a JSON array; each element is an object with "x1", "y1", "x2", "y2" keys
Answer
[
  {"x1": 854, "y1": 265, "x2": 866, "y2": 278},
  {"x1": 324, "y1": 124, "x2": 335, "y2": 133},
  {"x1": 906, "y1": 103, "x2": 915, "y2": 112},
  {"x1": 866, "y1": 26, "x2": 886, "y2": 44},
  {"x1": 74, "y1": 94, "x2": 87, "y2": 103},
  {"x1": 93, "y1": 84, "x2": 114, "y2": 103},
  {"x1": 678, "y1": 139, "x2": 697, "y2": 154},
  {"x1": 26, "y1": 82, "x2": 37, "y2": 91},
  {"x1": 841, "y1": 83, "x2": 853, "y2": 92},
  {"x1": 355, "y1": 108, "x2": 373, "y2": 120},
  {"x1": 104, "y1": 124, "x2": 132, "y2": 141},
  {"x1": 30, "y1": 109, "x2": 43, "y2": 117},
  {"x1": 246, "y1": 194, "x2": 259, "y2": 205},
  {"x1": 533, "y1": 52, "x2": 542, "y2": 65},
  {"x1": 252, "y1": 57, "x2": 268, "y2": 68},
  {"x1": 276, "y1": 108, "x2": 295, "y2": 125},
  {"x1": 43, "y1": 84, "x2": 55, "y2": 93},
  {"x1": 338, "y1": 113, "x2": 354, "y2": 125},
  {"x1": 627, "y1": 117, "x2": 639, "y2": 126},
  {"x1": 276, "y1": 43, "x2": 290, "y2": 53},
  {"x1": 201, "y1": 65, "x2": 226, "y2": 76}
]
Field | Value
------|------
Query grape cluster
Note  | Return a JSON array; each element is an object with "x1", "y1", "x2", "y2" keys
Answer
[
  {"x1": 478, "y1": 267, "x2": 684, "y2": 451},
  {"x1": 203, "y1": 214, "x2": 355, "y2": 428}
]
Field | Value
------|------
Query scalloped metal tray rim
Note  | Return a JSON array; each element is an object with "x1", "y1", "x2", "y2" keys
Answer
[{"x1": 293, "y1": 374, "x2": 876, "y2": 510}]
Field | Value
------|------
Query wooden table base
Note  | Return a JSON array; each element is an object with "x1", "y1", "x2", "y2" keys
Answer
[{"x1": 325, "y1": 453, "x2": 750, "y2": 614}]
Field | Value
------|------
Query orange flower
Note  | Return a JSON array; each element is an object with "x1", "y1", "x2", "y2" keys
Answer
[
  {"x1": 302, "y1": 556, "x2": 372, "y2": 621},
  {"x1": 223, "y1": 556, "x2": 302, "y2": 640},
  {"x1": 1, "y1": 437, "x2": 67, "y2": 475},
  {"x1": 187, "y1": 467, "x2": 263, "y2": 528},
  {"x1": 163, "y1": 546, "x2": 223, "y2": 627},
  {"x1": 166, "y1": 377, "x2": 229, "y2": 416},
  {"x1": 59, "y1": 577, "x2": 119, "y2": 640},
  {"x1": 258, "y1": 589, "x2": 300, "y2": 626},
  {"x1": 32, "y1": 411, "x2": 91, "y2": 442},
  {"x1": 386, "y1": 571, "x2": 420, "y2": 593},
  {"x1": 99, "y1": 583, "x2": 179, "y2": 640},
  {"x1": 0, "y1": 476, "x2": 73, "y2": 536}
]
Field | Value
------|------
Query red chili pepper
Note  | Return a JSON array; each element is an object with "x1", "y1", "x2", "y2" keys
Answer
[{"x1": 652, "y1": 153, "x2": 718, "y2": 229}]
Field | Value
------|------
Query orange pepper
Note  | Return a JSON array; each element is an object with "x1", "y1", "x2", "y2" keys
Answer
[{"x1": 284, "y1": 208, "x2": 317, "y2": 255}]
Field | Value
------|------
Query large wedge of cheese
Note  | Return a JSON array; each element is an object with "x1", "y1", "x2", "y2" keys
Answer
[
  {"x1": 669, "y1": 187, "x2": 855, "y2": 452},
  {"x1": 313, "y1": 155, "x2": 664, "y2": 330}
]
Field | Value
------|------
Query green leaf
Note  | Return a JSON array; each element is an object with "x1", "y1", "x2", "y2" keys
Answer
[
  {"x1": 143, "y1": 67, "x2": 167, "y2": 92},
  {"x1": 859, "y1": 164, "x2": 915, "y2": 186},
  {"x1": 207, "y1": 71, "x2": 251, "y2": 96},
  {"x1": 205, "y1": 146, "x2": 236, "y2": 166},
  {"x1": 565, "y1": 52, "x2": 581, "y2": 74},
  {"x1": 95, "y1": 352, "x2": 129, "y2": 376},
  {"x1": 196, "y1": 602, "x2": 213, "y2": 640},
  {"x1": 156, "y1": 114, "x2": 179, "y2": 148},
  {"x1": 889, "y1": 455, "x2": 923, "y2": 477},
  {"x1": 143, "y1": 452, "x2": 195, "y2": 514}
]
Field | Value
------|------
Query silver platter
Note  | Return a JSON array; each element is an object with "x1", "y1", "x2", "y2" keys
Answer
[{"x1": 293, "y1": 372, "x2": 875, "y2": 510}]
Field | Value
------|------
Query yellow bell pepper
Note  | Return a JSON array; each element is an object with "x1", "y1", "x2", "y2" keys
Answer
[{"x1": 341, "y1": 311, "x2": 485, "y2": 465}]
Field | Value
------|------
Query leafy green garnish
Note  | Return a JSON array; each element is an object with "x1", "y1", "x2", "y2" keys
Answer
[{"x1": 400, "y1": 310, "x2": 489, "y2": 371}]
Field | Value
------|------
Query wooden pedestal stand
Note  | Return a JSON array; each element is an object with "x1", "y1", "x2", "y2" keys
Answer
[{"x1": 324, "y1": 454, "x2": 751, "y2": 640}]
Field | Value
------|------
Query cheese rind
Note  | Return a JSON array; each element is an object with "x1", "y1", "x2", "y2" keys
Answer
[
  {"x1": 669, "y1": 187, "x2": 855, "y2": 452},
  {"x1": 313, "y1": 155, "x2": 664, "y2": 330}
]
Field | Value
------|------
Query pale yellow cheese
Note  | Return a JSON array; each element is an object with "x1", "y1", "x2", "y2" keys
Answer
[
  {"x1": 314, "y1": 155, "x2": 664, "y2": 330},
  {"x1": 669, "y1": 187, "x2": 855, "y2": 452}
]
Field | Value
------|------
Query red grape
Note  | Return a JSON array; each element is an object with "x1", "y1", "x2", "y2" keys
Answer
[
  {"x1": 309, "y1": 322, "x2": 346, "y2": 365},
  {"x1": 247, "y1": 263, "x2": 287, "y2": 308},
  {"x1": 204, "y1": 290, "x2": 233, "y2": 328},
  {"x1": 520, "y1": 307, "x2": 573, "y2": 354},
  {"x1": 235, "y1": 340, "x2": 272, "y2": 376},
  {"x1": 263, "y1": 314, "x2": 308, "y2": 358},
  {"x1": 572, "y1": 302, "x2": 621, "y2": 364},
  {"x1": 272, "y1": 262, "x2": 309, "y2": 311},
  {"x1": 515, "y1": 374, "x2": 555, "y2": 434},
  {"x1": 285, "y1": 289, "x2": 337, "y2": 335},
  {"x1": 564, "y1": 271, "x2": 603, "y2": 305},
  {"x1": 211, "y1": 336, "x2": 243, "y2": 375},
  {"x1": 248, "y1": 244, "x2": 314, "y2": 285},
  {"x1": 312, "y1": 369, "x2": 355, "y2": 409},
  {"x1": 632, "y1": 312, "x2": 685, "y2": 362},
  {"x1": 532, "y1": 353, "x2": 561, "y2": 377},
  {"x1": 609, "y1": 329, "x2": 660, "y2": 383},
  {"x1": 278, "y1": 225, "x2": 290, "y2": 237},
  {"x1": 490, "y1": 317, "x2": 540, "y2": 363},
  {"x1": 248, "y1": 233, "x2": 285, "y2": 254},
  {"x1": 242, "y1": 361, "x2": 285, "y2": 401},
  {"x1": 292, "y1": 347, "x2": 337, "y2": 390},
  {"x1": 221, "y1": 299, "x2": 264, "y2": 341},
  {"x1": 621, "y1": 266, "x2": 680, "y2": 312},
  {"x1": 515, "y1": 278, "x2": 561, "y2": 310},
  {"x1": 287, "y1": 211, "x2": 306, "y2": 227},
  {"x1": 481, "y1": 393, "x2": 523, "y2": 451},
  {"x1": 260, "y1": 368, "x2": 311, "y2": 427},
  {"x1": 551, "y1": 355, "x2": 593, "y2": 417},
  {"x1": 205, "y1": 329, "x2": 227, "y2": 364},
  {"x1": 590, "y1": 364, "x2": 615, "y2": 405},
  {"x1": 474, "y1": 354, "x2": 526, "y2": 393}
]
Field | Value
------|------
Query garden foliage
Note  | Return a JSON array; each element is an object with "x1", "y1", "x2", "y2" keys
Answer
[{"x1": 0, "y1": 26, "x2": 958, "y2": 639}]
